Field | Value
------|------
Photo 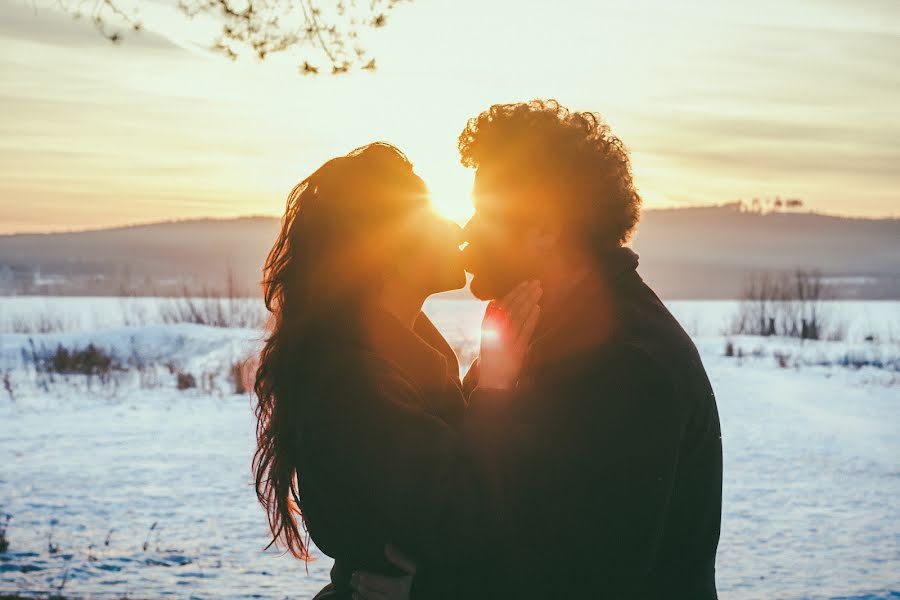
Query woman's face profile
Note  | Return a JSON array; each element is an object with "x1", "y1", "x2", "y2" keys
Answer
[{"x1": 389, "y1": 203, "x2": 466, "y2": 297}]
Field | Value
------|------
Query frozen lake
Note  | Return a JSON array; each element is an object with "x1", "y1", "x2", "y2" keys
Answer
[{"x1": 1, "y1": 297, "x2": 898, "y2": 599}]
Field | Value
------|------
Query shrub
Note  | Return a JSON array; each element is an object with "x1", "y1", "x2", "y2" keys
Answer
[
  {"x1": 176, "y1": 372, "x2": 197, "y2": 390},
  {"x1": 160, "y1": 296, "x2": 265, "y2": 329},
  {"x1": 730, "y1": 270, "x2": 844, "y2": 341},
  {"x1": 774, "y1": 351, "x2": 791, "y2": 369},
  {"x1": 2, "y1": 371, "x2": 13, "y2": 401},
  {"x1": 158, "y1": 268, "x2": 265, "y2": 329},
  {"x1": 0, "y1": 514, "x2": 10, "y2": 553},
  {"x1": 44, "y1": 344, "x2": 118, "y2": 380},
  {"x1": 229, "y1": 358, "x2": 256, "y2": 395},
  {"x1": 52, "y1": 344, "x2": 108, "y2": 374}
]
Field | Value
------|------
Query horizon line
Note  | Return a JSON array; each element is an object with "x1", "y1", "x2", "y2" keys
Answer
[{"x1": 2, "y1": 203, "x2": 899, "y2": 237}]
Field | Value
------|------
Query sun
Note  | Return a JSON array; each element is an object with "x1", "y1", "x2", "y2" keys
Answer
[{"x1": 418, "y1": 163, "x2": 475, "y2": 226}]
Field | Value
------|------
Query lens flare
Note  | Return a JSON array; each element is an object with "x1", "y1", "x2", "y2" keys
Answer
[
  {"x1": 482, "y1": 302, "x2": 509, "y2": 345},
  {"x1": 481, "y1": 326, "x2": 501, "y2": 344}
]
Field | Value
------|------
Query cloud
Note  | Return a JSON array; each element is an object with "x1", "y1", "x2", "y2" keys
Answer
[
  {"x1": 1, "y1": 0, "x2": 898, "y2": 232},
  {"x1": 0, "y1": 0, "x2": 176, "y2": 50}
]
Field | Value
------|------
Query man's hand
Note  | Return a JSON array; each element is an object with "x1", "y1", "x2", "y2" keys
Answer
[
  {"x1": 477, "y1": 279, "x2": 542, "y2": 390},
  {"x1": 350, "y1": 545, "x2": 418, "y2": 600}
]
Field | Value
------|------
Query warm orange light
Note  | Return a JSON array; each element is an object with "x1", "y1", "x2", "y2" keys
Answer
[
  {"x1": 416, "y1": 163, "x2": 475, "y2": 226},
  {"x1": 481, "y1": 326, "x2": 501, "y2": 344}
]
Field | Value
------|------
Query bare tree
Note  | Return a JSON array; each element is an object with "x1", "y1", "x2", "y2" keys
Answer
[
  {"x1": 792, "y1": 269, "x2": 828, "y2": 340},
  {"x1": 732, "y1": 271, "x2": 780, "y2": 337},
  {"x1": 731, "y1": 270, "x2": 839, "y2": 340},
  {"x1": 55, "y1": 0, "x2": 409, "y2": 74}
]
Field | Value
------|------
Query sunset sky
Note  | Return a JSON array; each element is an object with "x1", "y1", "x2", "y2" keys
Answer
[{"x1": 0, "y1": 0, "x2": 897, "y2": 233}]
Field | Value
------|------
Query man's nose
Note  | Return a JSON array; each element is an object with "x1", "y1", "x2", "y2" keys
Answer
[{"x1": 461, "y1": 215, "x2": 478, "y2": 242}]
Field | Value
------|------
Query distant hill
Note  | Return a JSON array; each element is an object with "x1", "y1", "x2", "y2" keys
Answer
[
  {"x1": 0, "y1": 216, "x2": 280, "y2": 297},
  {"x1": 631, "y1": 205, "x2": 900, "y2": 299},
  {"x1": 1, "y1": 206, "x2": 898, "y2": 299}
]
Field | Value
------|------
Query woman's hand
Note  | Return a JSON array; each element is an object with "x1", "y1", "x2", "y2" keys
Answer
[
  {"x1": 351, "y1": 545, "x2": 417, "y2": 600},
  {"x1": 477, "y1": 279, "x2": 542, "y2": 391}
]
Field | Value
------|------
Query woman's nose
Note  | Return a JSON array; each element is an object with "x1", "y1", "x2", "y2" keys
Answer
[
  {"x1": 461, "y1": 216, "x2": 478, "y2": 242},
  {"x1": 449, "y1": 221, "x2": 464, "y2": 244}
]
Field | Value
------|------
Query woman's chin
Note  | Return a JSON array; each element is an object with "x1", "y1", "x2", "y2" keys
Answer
[
  {"x1": 428, "y1": 270, "x2": 468, "y2": 296},
  {"x1": 467, "y1": 274, "x2": 493, "y2": 301}
]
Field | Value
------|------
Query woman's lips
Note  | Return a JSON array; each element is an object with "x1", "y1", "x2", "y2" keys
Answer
[{"x1": 460, "y1": 245, "x2": 479, "y2": 273}]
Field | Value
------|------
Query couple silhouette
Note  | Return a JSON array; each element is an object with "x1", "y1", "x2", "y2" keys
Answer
[{"x1": 253, "y1": 99, "x2": 722, "y2": 600}]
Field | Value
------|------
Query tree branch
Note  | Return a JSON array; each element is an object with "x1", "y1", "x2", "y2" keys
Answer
[{"x1": 50, "y1": 0, "x2": 409, "y2": 75}]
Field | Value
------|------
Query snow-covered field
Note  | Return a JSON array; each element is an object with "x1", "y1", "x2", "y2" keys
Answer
[{"x1": 1, "y1": 297, "x2": 898, "y2": 599}]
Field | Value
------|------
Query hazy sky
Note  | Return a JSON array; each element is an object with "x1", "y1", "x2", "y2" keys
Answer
[{"x1": 0, "y1": 0, "x2": 898, "y2": 233}]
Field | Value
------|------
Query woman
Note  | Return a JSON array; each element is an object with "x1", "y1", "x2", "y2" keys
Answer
[{"x1": 252, "y1": 143, "x2": 540, "y2": 599}]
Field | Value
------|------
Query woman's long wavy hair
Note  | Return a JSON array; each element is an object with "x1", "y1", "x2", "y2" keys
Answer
[{"x1": 253, "y1": 142, "x2": 428, "y2": 560}]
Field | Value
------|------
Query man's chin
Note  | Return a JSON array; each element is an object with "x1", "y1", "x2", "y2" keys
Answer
[
  {"x1": 448, "y1": 270, "x2": 468, "y2": 292},
  {"x1": 468, "y1": 274, "x2": 513, "y2": 301},
  {"x1": 468, "y1": 280, "x2": 491, "y2": 301}
]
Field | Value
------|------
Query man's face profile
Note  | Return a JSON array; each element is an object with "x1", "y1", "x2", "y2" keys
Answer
[{"x1": 462, "y1": 167, "x2": 540, "y2": 300}]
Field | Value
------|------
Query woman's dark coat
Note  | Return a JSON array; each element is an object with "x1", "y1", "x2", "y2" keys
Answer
[{"x1": 300, "y1": 311, "x2": 500, "y2": 599}]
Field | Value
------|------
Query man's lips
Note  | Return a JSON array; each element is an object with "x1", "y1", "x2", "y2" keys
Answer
[{"x1": 460, "y1": 245, "x2": 480, "y2": 274}]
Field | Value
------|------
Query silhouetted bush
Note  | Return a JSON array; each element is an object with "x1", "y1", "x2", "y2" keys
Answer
[
  {"x1": 774, "y1": 351, "x2": 792, "y2": 368},
  {"x1": 229, "y1": 358, "x2": 255, "y2": 395},
  {"x1": 2, "y1": 371, "x2": 13, "y2": 401},
  {"x1": 43, "y1": 344, "x2": 119, "y2": 381},
  {"x1": 176, "y1": 372, "x2": 197, "y2": 391},
  {"x1": 0, "y1": 514, "x2": 10, "y2": 553},
  {"x1": 730, "y1": 270, "x2": 844, "y2": 340}
]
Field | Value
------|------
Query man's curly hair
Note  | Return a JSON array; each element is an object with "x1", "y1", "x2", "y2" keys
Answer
[{"x1": 458, "y1": 99, "x2": 641, "y2": 248}]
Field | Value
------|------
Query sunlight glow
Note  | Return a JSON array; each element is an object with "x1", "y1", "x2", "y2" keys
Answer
[
  {"x1": 417, "y1": 163, "x2": 475, "y2": 226},
  {"x1": 2, "y1": 0, "x2": 897, "y2": 233}
]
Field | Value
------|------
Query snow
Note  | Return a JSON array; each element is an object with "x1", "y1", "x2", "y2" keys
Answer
[{"x1": 0, "y1": 297, "x2": 898, "y2": 599}]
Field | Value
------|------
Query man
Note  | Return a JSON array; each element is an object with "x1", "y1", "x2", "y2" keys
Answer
[{"x1": 354, "y1": 99, "x2": 723, "y2": 599}]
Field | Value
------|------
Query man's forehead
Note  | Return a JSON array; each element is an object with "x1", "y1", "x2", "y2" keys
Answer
[
  {"x1": 473, "y1": 166, "x2": 515, "y2": 209},
  {"x1": 473, "y1": 163, "x2": 550, "y2": 213},
  {"x1": 473, "y1": 166, "x2": 499, "y2": 192}
]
